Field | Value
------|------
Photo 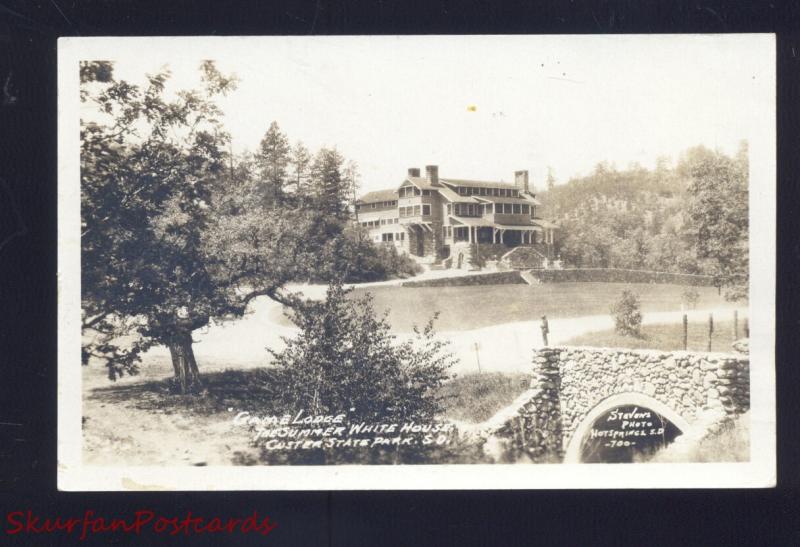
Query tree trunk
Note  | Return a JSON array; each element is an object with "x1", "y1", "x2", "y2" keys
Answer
[{"x1": 168, "y1": 330, "x2": 203, "y2": 394}]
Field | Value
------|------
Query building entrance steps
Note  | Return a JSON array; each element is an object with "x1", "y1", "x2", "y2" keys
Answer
[{"x1": 519, "y1": 270, "x2": 540, "y2": 285}]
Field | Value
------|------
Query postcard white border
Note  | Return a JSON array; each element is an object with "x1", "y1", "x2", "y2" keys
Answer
[{"x1": 58, "y1": 35, "x2": 776, "y2": 491}]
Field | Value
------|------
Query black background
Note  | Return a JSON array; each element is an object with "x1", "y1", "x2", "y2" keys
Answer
[{"x1": 1, "y1": 1, "x2": 799, "y2": 545}]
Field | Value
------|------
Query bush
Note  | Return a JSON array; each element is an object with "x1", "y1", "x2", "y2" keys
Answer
[
  {"x1": 270, "y1": 283, "x2": 455, "y2": 423},
  {"x1": 682, "y1": 287, "x2": 700, "y2": 309},
  {"x1": 611, "y1": 290, "x2": 642, "y2": 337},
  {"x1": 336, "y1": 227, "x2": 422, "y2": 282},
  {"x1": 468, "y1": 243, "x2": 486, "y2": 269}
]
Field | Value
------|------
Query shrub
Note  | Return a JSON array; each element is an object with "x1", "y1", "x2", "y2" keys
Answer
[
  {"x1": 682, "y1": 287, "x2": 700, "y2": 309},
  {"x1": 468, "y1": 243, "x2": 485, "y2": 269},
  {"x1": 270, "y1": 283, "x2": 455, "y2": 424},
  {"x1": 611, "y1": 290, "x2": 642, "y2": 337}
]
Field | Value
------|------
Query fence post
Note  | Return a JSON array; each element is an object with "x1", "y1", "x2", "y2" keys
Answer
[
  {"x1": 682, "y1": 314, "x2": 688, "y2": 351},
  {"x1": 707, "y1": 313, "x2": 714, "y2": 352},
  {"x1": 744, "y1": 317, "x2": 749, "y2": 338},
  {"x1": 474, "y1": 342, "x2": 481, "y2": 373},
  {"x1": 540, "y1": 315, "x2": 549, "y2": 347},
  {"x1": 734, "y1": 309, "x2": 739, "y2": 340}
]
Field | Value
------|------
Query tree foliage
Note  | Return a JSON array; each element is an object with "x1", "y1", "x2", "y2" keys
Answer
[
  {"x1": 80, "y1": 61, "x2": 424, "y2": 391},
  {"x1": 681, "y1": 143, "x2": 749, "y2": 300},
  {"x1": 540, "y1": 144, "x2": 748, "y2": 300},
  {"x1": 271, "y1": 284, "x2": 455, "y2": 423},
  {"x1": 611, "y1": 290, "x2": 643, "y2": 337}
]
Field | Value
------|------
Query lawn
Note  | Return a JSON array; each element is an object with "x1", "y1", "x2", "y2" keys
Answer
[
  {"x1": 347, "y1": 282, "x2": 737, "y2": 332},
  {"x1": 561, "y1": 319, "x2": 744, "y2": 352}
]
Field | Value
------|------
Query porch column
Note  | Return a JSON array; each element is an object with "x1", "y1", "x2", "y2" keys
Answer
[{"x1": 492, "y1": 228, "x2": 497, "y2": 244}]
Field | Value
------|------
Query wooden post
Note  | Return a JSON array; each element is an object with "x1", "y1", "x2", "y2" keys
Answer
[
  {"x1": 540, "y1": 315, "x2": 549, "y2": 347},
  {"x1": 682, "y1": 314, "x2": 688, "y2": 351},
  {"x1": 707, "y1": 313, "x2": 714, "y2": 352},
  {"x1": 474, "y1": 342, "x2": 481, "y2": 373},
  {"x1": 744, "y1": 317, "x2": 749, "y2": 338},
  {"x1": 734, "y1": 309, "x2": 739, "y2": 340}
]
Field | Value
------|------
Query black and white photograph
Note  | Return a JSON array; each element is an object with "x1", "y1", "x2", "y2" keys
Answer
[{"x1": 57, "y1": 35, "x2": 776, "y2": 490}]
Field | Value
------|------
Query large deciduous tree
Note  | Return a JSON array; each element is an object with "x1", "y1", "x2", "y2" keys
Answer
[
  {"x1": 80, "y1": 61, "x2": 316, "y2": 393},
  {"x1": 681, "y1": 143, "x2": 749, "y2": 300}
]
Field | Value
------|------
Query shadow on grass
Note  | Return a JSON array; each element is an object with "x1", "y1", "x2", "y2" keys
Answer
[{"x1": 88, "y1": 368, "x2": 284, "y2": 418}]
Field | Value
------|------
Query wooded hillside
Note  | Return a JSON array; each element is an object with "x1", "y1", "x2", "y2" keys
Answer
[{"x1": 538, "y1": 143, "x2": 748, "y2": 300}]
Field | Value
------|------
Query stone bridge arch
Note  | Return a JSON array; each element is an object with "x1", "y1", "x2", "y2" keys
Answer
[
  {"x1": 563, "y1": 392, "x2": 692, "y2": 463},
  {"x1": 476, "y1": 346, "x2": 750, "y2": 463}
]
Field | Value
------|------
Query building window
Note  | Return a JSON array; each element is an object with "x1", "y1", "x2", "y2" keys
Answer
[
  {"x1": 458, "y1": 187, "x2": 466, "y2": 195},
  {"x1": 531, "y1": 206, "x2": 535, "y2": 217},
  {"x1": 513, "y1": 204, "x2": 521, "y2": 214},
  {"x1": 447, "y1": 204, "x2": 452, "y2": 215},
  {"x1": 423, "y1": 190, "x2": 431, "y2": 196},
  {"x1": 371, "y1": 203, "x2": 376, "y2": 208},
  {"x1": 399, "y1": 232, "x2": 405, "y2": 241},
  {"x1": 413, "y1": 205, "x2": 421, "y2": 215},
  {"x1": 422, "y1": 204, "x2": 431, "y2": 216},
  {"x1": 522, "y1": 204, "x2": 529, "y2": 215},
  {"x1": 447, "y1": 226, "x2": 452, "y2": 237},
  {"x1": 414, "y1": 188, "x2": 421, "y2": 196}
]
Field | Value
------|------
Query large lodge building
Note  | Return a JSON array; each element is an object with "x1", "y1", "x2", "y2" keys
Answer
[{"x1": 355, "y1": 165, "x2": 557, "y2": 265}]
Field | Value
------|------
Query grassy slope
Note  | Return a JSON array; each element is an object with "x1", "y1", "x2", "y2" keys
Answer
[
  {"x1": 347, "y1": 282, "x2": 736, "y2": 332},
  {"x1": 438, "y1": 372, "x2": 530, "y2": 423},
  {"x1": 646, "y1": 412, "x2": 750, "y2": 463},
  {"x1": 562, "y1": 320, "x2": 743, "y2": 352}
]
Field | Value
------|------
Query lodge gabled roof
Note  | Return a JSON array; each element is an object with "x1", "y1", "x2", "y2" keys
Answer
[
  {"x1": 436, "y1": 185, "x2": 480, "y2": 203},
  {"x1": 402, "y1": 177, "x2": 438, "y2": 190},
  {"x1": 473, "y1": 195, "x2": 543, "y2": 206},
  {"x1": 440, "y1": 178, "x2": 519, "y2": 190},
  {"x1": 357, "y1": 189, "x2": 399, "y2": 204}
]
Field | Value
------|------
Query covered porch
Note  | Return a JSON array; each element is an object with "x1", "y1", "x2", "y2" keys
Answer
[{"x1": 449, "y1": 217, "x2": 546, "y2": 246}]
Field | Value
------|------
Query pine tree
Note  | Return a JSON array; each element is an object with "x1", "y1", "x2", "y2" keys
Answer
[
  {"x1": 288, "y1": 140, "x2": 312, "y2": 205},
  {"x1": 256, "y1": 121, "x2": 290, "y2": 206},
  {"x1": 312, "y1": 147, "x2": 347, "y2": 219},
  {"x1": 546, "y1": 166, "x2": 556, "y2": 191}
]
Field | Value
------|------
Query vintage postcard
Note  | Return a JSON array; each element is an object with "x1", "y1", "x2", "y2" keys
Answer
[{"x1": 58, "y1": 35, "x2": 775, "y2": 490}]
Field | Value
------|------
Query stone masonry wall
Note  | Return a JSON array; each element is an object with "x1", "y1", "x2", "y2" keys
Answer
[
  {"x1": 476, "y1": 350, "x2": 563, "y2": 463},
  {"x1": 476, "y1": 346, "x2": 749, "y2": 463},
  {"x1": 551, "y1": 346, "x2": 750, "y2": 443}
]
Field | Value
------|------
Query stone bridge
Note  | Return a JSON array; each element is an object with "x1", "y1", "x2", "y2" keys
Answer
[{"x1": 473, "y1": 346, "x2": 750, "y2": 463}]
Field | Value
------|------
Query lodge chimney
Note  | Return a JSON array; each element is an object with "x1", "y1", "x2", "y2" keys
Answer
[
  {"x1": 425, "y1": 165, "x2": 439, "y2": 186},
  {"x1": 515, "y1": 170, "x2": 530, "y2": 194},
  {"x1": 408, "y1": 167, "x2": 420, "y2": 178}
]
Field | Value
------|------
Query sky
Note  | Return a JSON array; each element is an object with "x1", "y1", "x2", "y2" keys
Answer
[{"x1": 90, "y1": 35, "x2": 773, "y2": 195}]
